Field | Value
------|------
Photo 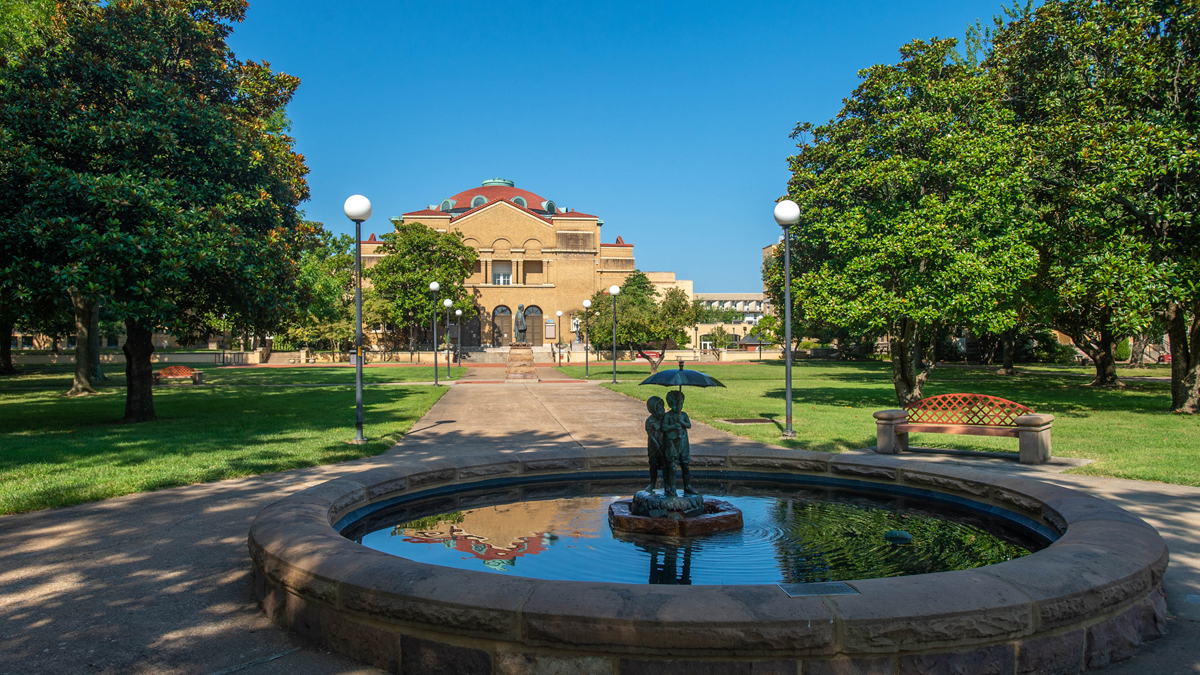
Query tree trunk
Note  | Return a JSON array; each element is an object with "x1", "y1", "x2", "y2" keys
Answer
[
  {"x1": 638, "y1": 346, "x2": 668, "y2": 374},
  {"x1": 890, "y1": 317, "x2": 934, "y2": 405},
  {"x1": 122, "y1": 320, "x2": 157, "y2": 423},
  {"x1": 996, "y1": 328, "x2": 1016, "y2": 376},
  {"x1": 88, "y1": 302, "x2": 106, "y2": 382},
  {"x1": 1167, "y1": 302, "x2": 1200, "y2": 413},
  {"x1": 0, "y1": 315, "x2": 15, "y2": 374},
  {"x1": 66, "y1": 288, "x2": 96, "y2": 396},
  {"x1": 1064, "y1": 323, "x2": 1122, "y2": 387},
  {"x1": 1129, "y1": 333, "x2": 1155, "y2": 368}
]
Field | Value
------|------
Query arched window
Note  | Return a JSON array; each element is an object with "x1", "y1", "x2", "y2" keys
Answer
[
  {"x1": 493, "y1": 305, "x2": 512, "y2": 316},
  {"x1": 523, "y1": 305, "x2": 542, "y2": 316},
  {"x1": 541, "y1": 200, "x2": 556, "y2": 214},
  {"x1": 439, "y1": 199, "x2": 455, "y2": 212},
  {"x1": 511, "y1": 196, "x2": 527, "y2": 207},
  {"x1": 471, "y1": 195, "x2": 487, "y2": 208}
]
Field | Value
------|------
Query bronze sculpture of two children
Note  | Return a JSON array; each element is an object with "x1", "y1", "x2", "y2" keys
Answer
[{"x1": 644, "y1": 391, "x2": 697, "y2": 496}]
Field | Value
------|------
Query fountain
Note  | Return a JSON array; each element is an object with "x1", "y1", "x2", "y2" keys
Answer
[{"x1": 248, "y1": 376, "x2": 1169, "y2": 673}]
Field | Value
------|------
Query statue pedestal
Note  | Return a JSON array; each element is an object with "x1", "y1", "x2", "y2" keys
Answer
[
  {"x1": 608, "y1": 491, "x2": 743, "y2": 537},
  {"x1": 506, "y1": 345, "x2": 537, "y2": 381}
]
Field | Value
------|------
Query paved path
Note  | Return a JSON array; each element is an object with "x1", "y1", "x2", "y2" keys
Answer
[{"x1": 1, "y1": 378, "x2": 1197, "y2": 674}]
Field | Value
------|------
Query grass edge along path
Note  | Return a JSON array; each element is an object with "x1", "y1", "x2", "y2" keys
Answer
[
  {"x1": 0, "y1": 384, "x2": 449, "y2": 515},
  {"x1": 554, "y1": 361, "x2": 1200, "y2": 488}
]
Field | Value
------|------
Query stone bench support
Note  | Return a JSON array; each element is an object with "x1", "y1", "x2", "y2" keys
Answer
[
  {"x1": 873, "y1": 409, "x2": 909, "y2": 455},
  {"x1": 1015, "y1": 413, "x2": 1054, "y2": 464}
]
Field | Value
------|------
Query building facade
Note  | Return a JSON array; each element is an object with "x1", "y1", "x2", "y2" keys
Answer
[{"x1": 363, "y1": 179, "x2": 642, "y2": 347}]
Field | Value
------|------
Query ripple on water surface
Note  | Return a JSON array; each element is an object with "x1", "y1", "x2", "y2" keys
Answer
[{"x1": 351, "y1": 483, "x2": 1038, "y2": 585}]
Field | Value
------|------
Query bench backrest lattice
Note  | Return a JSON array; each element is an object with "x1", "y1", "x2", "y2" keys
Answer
[
  {"x1": 158, "y1": 366, "x2": 198, "y2": 378},
  {"x1": 904, "y1": 393, "x2": 1033, "y2": 427}
]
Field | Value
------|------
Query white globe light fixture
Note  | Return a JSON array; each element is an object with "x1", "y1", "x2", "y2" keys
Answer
[
  {"x1": 443, "y1": 299, "x2": 452, "y2": 308},
  {"x1": 773, "y1": 199, "x2": 799, "y2": 439},
  {"x1": 344, "y1": 195, "x2": 372, "y2": 444},
  {"x1": 773, "y1": 199, "x2": 800, "y2": 226},
  {"x1": 583, "y1": 299, "x2": 592, "y2": 309},
  {"x1": 344, "y1": 195, "x2": 372, "y2": 223},
  {"x1": 429, "y1": 281, "x2": 439, "y2": 292},
  {"x1": 609, "y1": 285, "x2": 621, "y2": 296}
]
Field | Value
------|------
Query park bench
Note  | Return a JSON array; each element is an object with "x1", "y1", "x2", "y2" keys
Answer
[
  {"x1": 873, "y1": 393, "x2": 1054, "y2": 464},
  {"x1": 153, "y1": 365, "x2": 204, "y2": 385}
]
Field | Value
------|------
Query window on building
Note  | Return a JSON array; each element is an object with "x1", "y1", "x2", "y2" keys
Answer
[
  {"x1": 22, "y1": 336, "x2": 33, "y2": 349},
  {"x1": 471, "y1": 195, "x2": 487, "y2": 208},
  {"x1": 107, "y1": 335, "x2": 119, "y2": 348},
  {"x1": 492, "y1": 261, "x2": 512, "y2": 285},
  {"x1": 511, "y1": 196, "x2": 527, "y2": 207},
  {"x1": 439, "y1": 199, "x2": 455, "y2": 212},
  {"x1": 9, "y1": 336, "x2": 16, "y2": 349}
]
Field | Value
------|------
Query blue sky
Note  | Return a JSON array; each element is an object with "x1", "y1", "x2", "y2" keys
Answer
[{"x1": 227, "y1": 0, "x2": 1005, "y2": 293}]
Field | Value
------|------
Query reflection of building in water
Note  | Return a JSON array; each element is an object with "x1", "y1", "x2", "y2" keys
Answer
[
  {"x1": 647, "y1": 544, "x2": 694, "y2": 585},
  {"x1": 392, "y1": 498, "x2": 605, "y2": 566}
]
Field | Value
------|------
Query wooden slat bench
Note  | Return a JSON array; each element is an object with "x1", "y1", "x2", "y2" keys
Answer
[
  {"x1": 153, "y1": 365, "x2": 204, "y2": 385},
  {"x1": 873, "y1": 393, "x2": 1054, "y2": 464}
]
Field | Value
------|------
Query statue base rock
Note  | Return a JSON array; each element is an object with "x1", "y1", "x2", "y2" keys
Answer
[{"x1": 609, "y1": 491, "x2": 743, "y2": 537}]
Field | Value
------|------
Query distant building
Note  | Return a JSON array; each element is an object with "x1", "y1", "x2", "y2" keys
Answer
[
  {"x1": 693, "y1": 293, "x2": 769, "y2": 324},
  {"x1": 363, "y1": 179, "x2": 692, "y2": 348},
  {"x1": 645, "y1": 271, "x2": 694, "y2": 302}
]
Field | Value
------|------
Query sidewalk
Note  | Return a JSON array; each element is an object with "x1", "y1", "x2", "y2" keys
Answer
[{"x1": 0, "y1": 382, "x2": 1196, "y2": 674}]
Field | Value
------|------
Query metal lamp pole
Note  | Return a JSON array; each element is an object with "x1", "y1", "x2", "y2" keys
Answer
[
  {"x1": 555, "y1": 311, "x2": 563, "y2": 367},
  {"x1": 343, "y1": 195, "x2": 372, "y2": 444},
  {"x1": 430, "y1": 282, "x2": 440, "y2": 385},
  {"x1": 774, "y1": 200, "x2": 800, "y2": 439},
  {"x1": 582, "y1": 299, "x2": 592, "y2": 378},
  {"x1": 443, "y1": 299, "x2": 452, "y2": 373},
  {"x1": 455, "y1": 309, "x2": 462, "y2": 364},
  {"x1": 609, "y1": 285, "x2": 620, "y2": 384}
]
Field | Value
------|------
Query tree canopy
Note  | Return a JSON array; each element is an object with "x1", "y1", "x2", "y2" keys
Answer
[
  {"x1": 584, "y1": 271, "x2": 698, "y2": 372},
  {"x1": 0, "y1": 0, "x2": 313, "y2": 420}
]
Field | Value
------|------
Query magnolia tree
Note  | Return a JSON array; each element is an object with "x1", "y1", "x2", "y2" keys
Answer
[
  {"x1": 0, "y1": 0, "x2": 313, "y2": 421},
  {"x1": 987, "y1": 0, "x2": 1200, "y2": 405},
  {"x1": 777, "y1": 38, "x2": 1036, "y2": 405}
]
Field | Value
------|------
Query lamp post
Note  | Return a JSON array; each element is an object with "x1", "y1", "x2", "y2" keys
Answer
[
  {"x1": 609, "y1": 285, "x2": 620, "y2": 384},
  {"x1": 455, "y1": 309, "x2": 462, "y2": 364},
  {"x1": 430, "y1": 282, "x2": 440, "y2": 385},
  {"x1": 555, "y1": 310, "x2": 563, "y2": 367},
  {"x1": 343, "y1": 194, "x2": 372, "y2": 444},
  {"x1": 582, "y1": 299, "x2": 592, "y2": 378},
  {"x1": 443, "y1": 298, "x2": 452, "y2": 373},
  {"x1": 774, "y1": 199, "x2": 800, "y2": 439}
]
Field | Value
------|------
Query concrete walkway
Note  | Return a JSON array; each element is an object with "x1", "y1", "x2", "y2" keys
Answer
[{"x1": 1, "y1": 379, "x2": 1197, "y2": 674}]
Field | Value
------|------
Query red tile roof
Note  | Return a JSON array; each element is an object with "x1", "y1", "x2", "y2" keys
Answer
[
  {"x1": 602, "y1": 235, "x2": 633, "y2": 247},
  {"x1": 553, "y1": 210, "x2": 597, "y2": 219},
  {"x1": 401, "y1": 208, "x2": 446, "y2": 217},
  {"x1": 446, "y1": 185, "x2": 548, "y2": 209}
]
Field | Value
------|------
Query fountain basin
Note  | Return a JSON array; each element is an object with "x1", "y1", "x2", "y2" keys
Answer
[{"x1": 248, "y1": 447, "x2": 1168, "y2": 674}]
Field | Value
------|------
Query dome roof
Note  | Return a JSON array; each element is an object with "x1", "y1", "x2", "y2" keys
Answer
[{"x1": 438, "y1": 180, "x2": 556, "y2": 214}]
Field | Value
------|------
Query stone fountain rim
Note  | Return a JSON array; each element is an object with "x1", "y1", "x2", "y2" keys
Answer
[{"x1": 248, "y1": 445, "x2": 1168, "y2": 664}]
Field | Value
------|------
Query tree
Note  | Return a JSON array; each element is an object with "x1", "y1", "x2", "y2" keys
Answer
[
  {"x1": 779, "y1": 38, "x2": 1036, "y2": 404},
  {"x1": 987, "y1": 0, "x2": 1199, "y2": 403},
  {"x1": 692, "y1": 301, "x2": 743, "y2": 324},
  {"x1": 280, "y1": 229, "x2": 354, "y2": 353},
  {"x1": 365, "y1": 220, "x2": 479, "y2": 340},
  {"x1": 0, "y1": 0, "x2": 313, "y2": 421},
  {"x1": 708, "y1": 325, "x2": 731, "y2": 350},
  {"x1": 585, "y1": 272, "x2": 696, "y2": 373}
]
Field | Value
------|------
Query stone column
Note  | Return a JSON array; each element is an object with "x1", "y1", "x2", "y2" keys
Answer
[
  {"x1": 873, "y1": 409, "x2": 909, "y2": 454},
  {"x1": 1015, "y1": 413, "x2": 1054, "y2": 464},
  {"x1": 515, "y1": 259, "x2": 522, "y2": 285},
  {"x1": 483, "y1": 259, "x2": 491, "y2": 285}
]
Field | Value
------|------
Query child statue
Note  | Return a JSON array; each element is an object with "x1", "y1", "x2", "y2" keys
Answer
[
  {"x1": 661, "y1": 390, "x2": 698, "y2": 495},
  {"x1": 644, "y1": 396, "x2": 666, "y2": 491}
]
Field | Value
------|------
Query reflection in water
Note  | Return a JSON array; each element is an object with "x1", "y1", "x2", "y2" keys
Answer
[{"x1": 355, "y1": 484, "x2": 1038, "y2": 585}]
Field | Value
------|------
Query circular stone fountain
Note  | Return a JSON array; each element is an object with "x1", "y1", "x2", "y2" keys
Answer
[{"x1": 248, "y1": 448, "x2": 1168, "y2": 674}]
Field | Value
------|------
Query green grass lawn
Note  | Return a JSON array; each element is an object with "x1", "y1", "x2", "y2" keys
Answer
[
  {"x1": 555, "y1": 361, "x2": 1200, "y2": 487},
  {"x1": 0, "y1": 364, "x2": 467, "y2": 389},
  {"x1": 0, "y1": 384, "x2": 447, "y2": 515}
]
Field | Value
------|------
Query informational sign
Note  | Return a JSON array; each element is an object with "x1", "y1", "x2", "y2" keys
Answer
[{"x1": 545, "y1": 322, "x2": 556, "y2": 340}]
